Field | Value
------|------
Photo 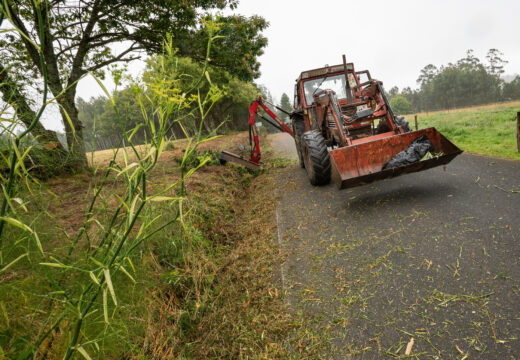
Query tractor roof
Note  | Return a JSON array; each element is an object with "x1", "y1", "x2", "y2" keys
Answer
[{"x1": 297, "y1": 63, "x2": 355, "y2": 82}]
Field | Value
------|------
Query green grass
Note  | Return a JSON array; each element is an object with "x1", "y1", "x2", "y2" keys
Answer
[{"x1": 405, "y1": 101, "x2": 520, "y2": 160}]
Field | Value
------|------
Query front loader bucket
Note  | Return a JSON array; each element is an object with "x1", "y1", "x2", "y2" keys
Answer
[{"x1": 329, "y1": 127, "x2": 462, "y2": 189}]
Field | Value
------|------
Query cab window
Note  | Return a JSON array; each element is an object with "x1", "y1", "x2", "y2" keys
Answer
[{"x1": 303, "y1": 74, "x2": 353, "y2": 105}]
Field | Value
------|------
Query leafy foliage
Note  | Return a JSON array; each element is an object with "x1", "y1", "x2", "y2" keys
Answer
[
  {"x1": 390, "y1": 94, "x2": 413, "y2": 114},
  {"x1": 179, "y1": 14, "x2": 269, "y2": 81},
  {"x1": 502, "y1": 76, "x2": 520, "y2": 101},
  {"x1": 0, "y1": 0, "x2": 258, "y2": 89},
  {"x1": 174, "y1": 149, "x2": 221, "y2": 170},
  {"x1": 78, "y1": 54, "x2": 262, "y2": 142}
]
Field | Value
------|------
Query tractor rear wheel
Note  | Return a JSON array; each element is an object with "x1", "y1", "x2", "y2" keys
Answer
[
  {"x1": 395, "y1": 115, "x2": 411, "y2": 132},
  {"x1": 292, "y1": 120, "x2": 305, "y2": 168},
  {"x1": 302, "y1": 130, "x2": 331, "y2": 185},
  {"x1": 376, "y1": 115, "x2": 411, "y2": 134}
]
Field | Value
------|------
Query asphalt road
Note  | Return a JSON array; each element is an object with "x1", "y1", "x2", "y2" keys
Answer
[{"x1": 270, "y1": 133, "x2": 520, "y2": 359}]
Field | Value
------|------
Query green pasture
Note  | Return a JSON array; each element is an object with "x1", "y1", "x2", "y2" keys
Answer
[{"x1": 406, "y1": 101, "x2": 520, "y2": 160}]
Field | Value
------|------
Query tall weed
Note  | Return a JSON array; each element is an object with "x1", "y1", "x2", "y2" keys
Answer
[{"x1": 0, "y1": 3, "x2": 224, "y2": 358}]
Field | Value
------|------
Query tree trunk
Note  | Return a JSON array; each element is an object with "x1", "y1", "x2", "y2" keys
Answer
[
  {"x1": 0, "y1": 63, "x2": 65, "y2": 148},
  {"x1": 40, "y1": 11, "x2": 88, "y2": 172},
  {"x1": 59, "y1": 90, "x2": 88, "y2": 169}
]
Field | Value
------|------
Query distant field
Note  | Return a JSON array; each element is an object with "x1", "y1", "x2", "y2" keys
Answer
[
  {"x1": 86, "y1": 132, "x2": 247, "y2": 166},
  {"x1": 405, "y1": 100, "x2": 520, "y2": 160}
]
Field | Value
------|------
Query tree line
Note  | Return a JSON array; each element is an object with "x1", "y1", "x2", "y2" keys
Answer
[{"x1": 387, "y1": 49, "x2": 520, "y2": 114}]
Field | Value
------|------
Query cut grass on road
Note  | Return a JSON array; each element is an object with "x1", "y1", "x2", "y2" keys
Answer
[{"x1": 405, "y1": 100, "x2": 520, "y2": 160}]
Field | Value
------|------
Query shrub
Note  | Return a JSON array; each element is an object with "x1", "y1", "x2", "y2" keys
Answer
[{"x1": 390, "y1": 94, "x2": 413, "y2": 114}]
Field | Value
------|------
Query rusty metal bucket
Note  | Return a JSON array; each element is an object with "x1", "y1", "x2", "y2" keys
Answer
[{"x1": 329, "y1": 127, "x2": 463, "y2": 189}]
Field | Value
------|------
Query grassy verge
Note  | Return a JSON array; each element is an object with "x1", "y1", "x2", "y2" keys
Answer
[
  {"x1": 140, "y1": 140, "x2": 294, "y2": 358},
  {"x1": 0, "y1": 132, "x2": 295, "y2": 358},
  {"x1": 405, "y1": 100, "x2": 520, "y2": 160}
]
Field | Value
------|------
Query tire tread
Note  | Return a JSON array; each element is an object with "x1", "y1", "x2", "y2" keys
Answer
[{"x1": 302, "y1": 130, "x2": 331, "y2": 185}]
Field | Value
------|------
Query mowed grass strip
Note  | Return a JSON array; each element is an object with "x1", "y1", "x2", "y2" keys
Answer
[
  {"x1": 0, "y1": 131, "x2": 292, "y2": 358},
  {"x1": 405, "y1": 100, "x2": 520, "y2": 160}
]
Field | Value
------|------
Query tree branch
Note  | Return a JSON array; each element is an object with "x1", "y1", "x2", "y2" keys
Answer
[
  {"x1": 68, "y1": 0, "x2": 102, "y2": 85},
  {"x1": 3, "y1": 3, "x2": 42, "y2": 73},
  {"x1": 55, "y1": 32, "x2": 126, "y2": 58},
  {"x1": 0, "y1": 62, "x2": 65, "y2": 149},
  {"x1": 83, "y1": 45, "x2": 143, "y2": 74},
  {"x1": 35, "y1": 1, "x2": 65, "y2": 97}
]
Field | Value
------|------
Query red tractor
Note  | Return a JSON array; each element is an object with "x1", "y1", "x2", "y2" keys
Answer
[{"x1": 221, "y1": 56, "x2": 462, "y2": 189}]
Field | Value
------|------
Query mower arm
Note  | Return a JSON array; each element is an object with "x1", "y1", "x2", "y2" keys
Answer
[
  {"x1": 248, "y1": 97, "x2": 294, "y2": 165},
  {"x1": 220, "y1": 97, "x2": 294, "y2": 170}
]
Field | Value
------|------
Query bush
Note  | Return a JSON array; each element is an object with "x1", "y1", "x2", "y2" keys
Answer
[{"x1": 390, "y1": 94, "x2": 413, "y2": 115}]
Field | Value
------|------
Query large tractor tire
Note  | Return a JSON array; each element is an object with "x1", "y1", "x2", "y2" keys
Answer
[
  {"x1": 395, "y1": 115, "x2": 412, "y2": 132},
  {"x1": 292, "y1": 119, "x2": 305, "y2": 168},
  {"x1": 376, "y1": 115, "x2": 411, "y2": 134},
  {"x1": 302, "y1": 130, "x2": 331, "y2": 185}
]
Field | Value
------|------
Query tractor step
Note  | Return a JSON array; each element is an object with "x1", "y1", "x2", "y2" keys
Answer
[
  {"x1": 329, "y1": 127, "x2": 463, "y2": 189},
  {"x1": 219, "y1": 150, "x2": 262, "y2": 171}
]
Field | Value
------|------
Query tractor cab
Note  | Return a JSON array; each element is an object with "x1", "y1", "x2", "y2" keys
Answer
[{"x1": 293, "y1": 61, "x2": 401, "y2": 148}]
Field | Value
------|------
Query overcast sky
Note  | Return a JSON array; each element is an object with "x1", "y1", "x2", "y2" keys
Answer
[{"x1": 67, "y1": 0, "x2": 520, "y2": 131}]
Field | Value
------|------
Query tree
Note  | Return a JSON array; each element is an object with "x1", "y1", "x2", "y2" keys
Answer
[
  {"x1": 96, "y1": 89, "x2": 144, "y2": 138},
  {"x1": 502, "y1": 76, "x2": 520, "y2": 101},
  {"x1": 0, "y1": 62, "x2": 65, "y2": 151},
  {"x1": 458, "y1": 49, "x2": 480, "y2": 69},
  {"x1": 401, "y1": 86, "x2": 422, "y2": 112},
  {"x1": 485, "y1": 48, "x2": 508, "y2": 101},
  {"x1": 257, "y1": 84, "x2": 273, "y2": 104},
  {"x1": 142, "y1": 54, "x2": 260, "y2": 135},
  {"x1": 406, "y1": 49, "x2": 511, "y2": 112},
  {"x1": 417, "y1": 64, "x2": 438, "y2": 86},
  {"x1": 390, "y1": 94, "x2": 412, "y2": 114},
  {"x1": 278, "y1": 93, "x2": 292, "y2": 121},
  {"x1": 486, "y1": 49, "x2": 508, "y2": 76},
  {"x1": 178, "y1": 14, "x2": 268, "y2": 81},
  {"x1": 0, "y1": 0, "x2": 267, "y2": 171},
  {"x1": 77, "y1": 96, "x2": 106, "y2": 140},
  {"x1": 387, "y1": 86, "x2": 399, "y2": 101}
]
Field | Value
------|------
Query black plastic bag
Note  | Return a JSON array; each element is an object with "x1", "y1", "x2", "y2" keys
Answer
[{"x1": 382, "y1": 136, "x2": 434, "y2": 170}]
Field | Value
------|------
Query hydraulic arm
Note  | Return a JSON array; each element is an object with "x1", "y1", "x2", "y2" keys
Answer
[{"x1": 219, "y1": 97, "x2": 294, "y2": 170}]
